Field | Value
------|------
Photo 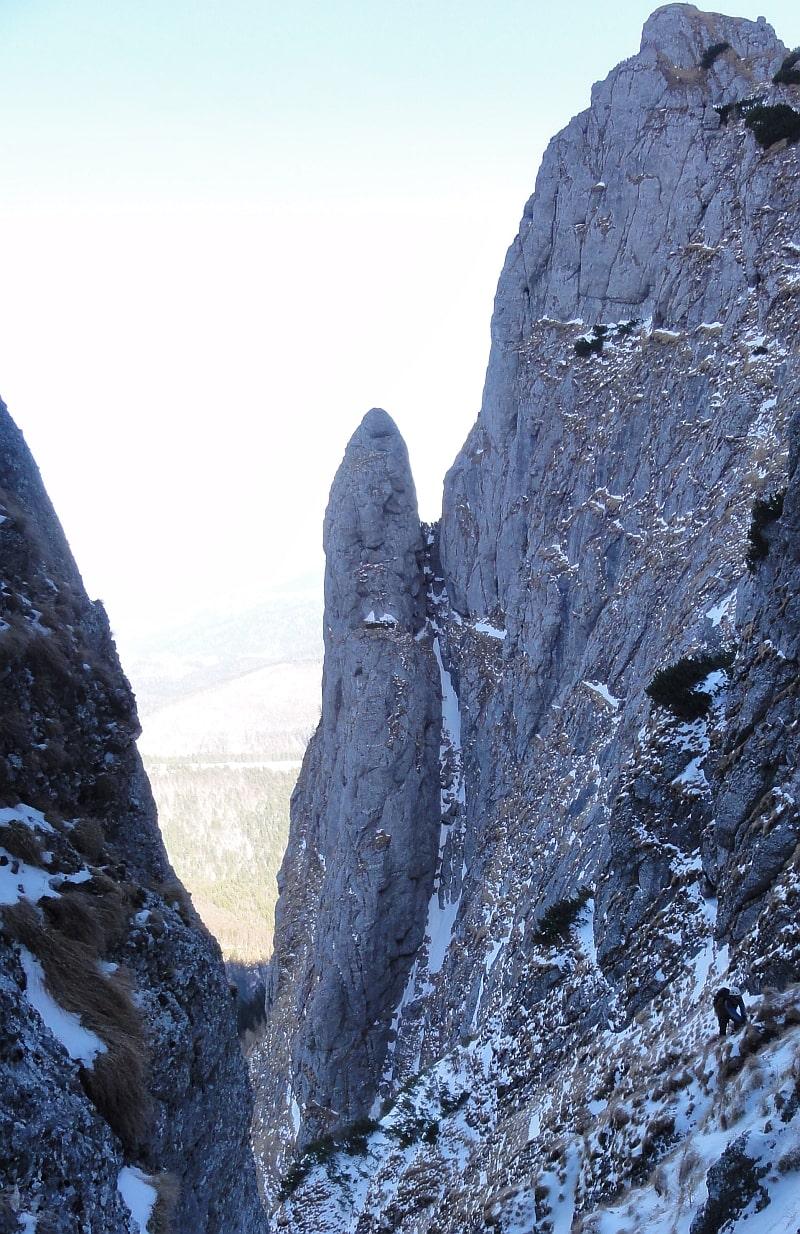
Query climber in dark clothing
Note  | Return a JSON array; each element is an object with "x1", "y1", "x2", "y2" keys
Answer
[{"x1": 713, "y1": 986, "x2": 747, "y2": 1037}]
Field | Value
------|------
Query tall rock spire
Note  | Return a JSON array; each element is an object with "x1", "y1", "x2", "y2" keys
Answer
[
  {"x1": 253, "y1": 409, "x2": 441, "y2": 1188},
  {"x1": 323, "y1": 406, "x2": 427, "y2": 637}
]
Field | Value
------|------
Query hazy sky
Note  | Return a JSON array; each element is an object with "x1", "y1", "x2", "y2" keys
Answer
[{"x1": 1, "y1": 1, "x2": 798, "y2": 645}]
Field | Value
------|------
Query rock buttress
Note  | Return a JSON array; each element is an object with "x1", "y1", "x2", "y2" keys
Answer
[{"x1": 252, "y1": 408, "x2": 441, "y2": 1193}]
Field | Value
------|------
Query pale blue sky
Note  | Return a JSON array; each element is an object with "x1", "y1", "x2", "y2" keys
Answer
[{"x1": 1, "y1": 2, "x2": 798, "y2": 642}]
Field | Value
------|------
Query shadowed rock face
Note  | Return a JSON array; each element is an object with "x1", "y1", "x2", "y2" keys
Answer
[
  {"x1": 253, "y1": 409, "x2": 441, "y2": 1177},
  {"x1": 708, "y1": 405, "x2": 800, "y2": 972},
  {"x1": 0, "y1": 400, "x2": 267, "y2": 1233}
]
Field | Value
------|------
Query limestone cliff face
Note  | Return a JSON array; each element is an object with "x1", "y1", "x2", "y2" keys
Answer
[
  {"x1": 709, "y1": 405, "x2": 800, "y2": 979},
  {"x1": 258, "y1": 7, "x2": 800, "y2": 1233},
  {"x1": 0, "y1": 401, "x2": 266, "y2": 1233},
  {"x1": 252, "y1": 410, "x2": 441, "y2": 1181}
]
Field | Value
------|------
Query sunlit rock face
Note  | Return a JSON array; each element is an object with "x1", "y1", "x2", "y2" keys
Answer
[
  {"x1": 252, "y1": 408, "x2": 441, "y2": 1173},
  {"x1": 256, "y1": 7, "x2": 800, "y2": 1232},
  {"x1": 0, "y1": 399, "x2": 267, "y2": 1234}
]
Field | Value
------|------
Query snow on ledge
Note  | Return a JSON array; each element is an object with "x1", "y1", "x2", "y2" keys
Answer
[
  {"x1": 364, "y1": 610, "x2": 397, "y2": 627},
  {"x1": 0, "y1": 804, "x2": 54, "y2": 833},
  {"x1": 0, "y1": 852, "x2": 58, "y2": 908},
  {"x1": 672, "y1": 756, "x2": 709, "y2": 793},
  {"x1": 584, "y1": 681, "x2": 621, "y2": 711},
  {"x1": 473, "y1": 619, "x2": 507, "y2": 641},
  {"x1": 117, "y1": 1167, "x2": 157, "y2": 1234},
  {"x1": 19, "y1": 948, "x2": 107, "y2": 1066},
  {"x1": 705, "y1": 588, "x2": 737, "y2": 628}
]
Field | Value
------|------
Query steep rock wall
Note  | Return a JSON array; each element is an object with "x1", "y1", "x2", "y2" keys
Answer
[
  {"x1": 258, "y1": 6, "x2": 800, "y2": 1232},
  {"x1": 252, "y1": 410, "x2": 441, "y2": 1186},
  {"x1": 0, "y1": 401, "x2": 266, "y2": 1233}
]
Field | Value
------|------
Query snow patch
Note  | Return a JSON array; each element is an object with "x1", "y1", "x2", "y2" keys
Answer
[
  {"x1": 0, "y1": 852, "x2": 57, "y2": 907},
  {"x1": 20, "y1": 947, "x2": 107, "y2": 1065},
  {"x1": 705, "y1": 588, "x2": 737, "y2": 628},
  {"x1": 584, "y1": 681, "x2": 621, "y2": 710},
  {"x1": 575, "y1": 899, "x2": 598, "y2": 968},
  {"x1": 364, "y1": 610, "x2": 397, "y2": 626},
  {"x1": 672, "y1": 756, "x2": 708, "y2": 792},
  {"x1": 473, "y1": 619, "x2": 507, "y2": 641},
  {"x1": 0, "y1": 804, "x2": 54, "y2": 833},
  {"x1": 117, "y1": 1167, "x2": 157, "y2": 1234}
]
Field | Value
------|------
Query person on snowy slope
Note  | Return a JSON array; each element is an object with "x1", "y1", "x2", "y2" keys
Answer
[{"x1": 713, "y1": 986, "x2": 747, "y2": 1037}]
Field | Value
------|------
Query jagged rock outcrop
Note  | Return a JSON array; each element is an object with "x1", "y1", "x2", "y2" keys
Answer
[
  {"x1": 0, "y1": 401, "x2": 266, "y2": 1233},
  {"x1": 257, "y1": 7, "x2": 800, "y2": 1232},
  {"x1": 252, "y1": 409, "x2": 441, "y2": 1183}
]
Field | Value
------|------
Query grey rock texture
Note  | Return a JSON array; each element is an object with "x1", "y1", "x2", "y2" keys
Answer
[
  {"x1": 256, "y1": 7, "x2": 800, "y2": 1232},
  {"x1": 688, "y1": 1133, "x2": 769, "y2": 1234},
  {"x1": 0, "y1": 399, "x2": 266, "y2": 1232},
  {"x1": 708, "y1": 403, "x2": 800, "y2": 976},
  {"x1": 251, "y1": 410, "x2": 441, "y2": 1188}
]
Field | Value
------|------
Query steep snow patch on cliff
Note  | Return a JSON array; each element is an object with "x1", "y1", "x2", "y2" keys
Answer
[{"x1": 19, "y1": 948, "x2": 107, "y2": 1066}]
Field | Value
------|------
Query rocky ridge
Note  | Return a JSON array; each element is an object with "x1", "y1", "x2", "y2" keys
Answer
[
  {"x1": 0, "y1": 401, "x2": 267, "y2": 1232},
  {"x1": 256, "y1": 6, "x2": 800, "y2": 1233}
]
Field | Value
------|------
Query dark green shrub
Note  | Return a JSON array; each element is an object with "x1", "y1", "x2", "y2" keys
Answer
[
  {"x1": 616, "y1": 319, "x2": 639, "y2": 337},
  {"x1": 532, "y1": 887, "x2": 591, "y2": 945},
  {"x1": 278, "y1": 1117, "x2": 380, "y2": 1200},
  {"x1": 747, "y1": 489, "x2": 786, "y2": 570},
  {"x1": 574, "y1": 325, "x2": 606, "y2": 358},
  {"x1": 439, "y1": 1090, "x2": 469, "y2": 1116},
  {"x1": 715, "y1": 95, "x2": 759, "y2": 125},
  {"x1": 773, "y1": 49, "x2": 800, "y2": 86},
  {"x1": 701, "y1": 42, "x2": 730, "y2": 70},
  {"x1": 646, "y1": 649, "x2": 735, "y2": 721},
  {"x1": 391, "y1": 1114, "x2": 441, "y2": 1148},
  {"x1": 744, "y1": 104, "x2": 800, "y2": 148},
  {"x1": 278, "y1": 1162, "x2": 307, "y2": 1202}
]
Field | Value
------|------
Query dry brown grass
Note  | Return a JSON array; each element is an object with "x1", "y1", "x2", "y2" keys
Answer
[
  {"x1": 41, "y1": 881, "x2": 131, "y2": 952},
  {"x1": 0, "y1": 820, "x2": 45, "y2": 865},
  {"x1": 678, "y1": 1147, "x2": 701, "y2": 1186},
  {"x1": 664, "y1": 1068, "x2": 693, "y2": 1094},
  {"x1": 3, "y1": 900, "x2": 149, "y2": 1153},
  {"x1": 778, "y1": 1146, "x2": 800, "y2": 1174},
  {"x1": 642, "y1": 1112, "x2": 675, "y2": 1154},
  {"x1": 0, "y1": 621, "x2": 74, "y2": 690},
  {"x1": 71, "y1": 816, "x2": 107, "y2": 863},
  {"x1": 156, "y1": 879, "x2": 200, "y2": 927},
  {"x1": 150, "y1": 1172, "x2": 180, "y2": 1233}
]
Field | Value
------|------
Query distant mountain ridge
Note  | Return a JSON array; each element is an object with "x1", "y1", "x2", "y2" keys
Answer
[{"x1": 123, "y1": 581, "x2": 322, "y2": 717}]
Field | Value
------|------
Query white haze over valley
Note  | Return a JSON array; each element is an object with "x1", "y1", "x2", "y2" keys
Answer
[{"x1": 2, "y1": 0, "x2": 797, "y2": 656}]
